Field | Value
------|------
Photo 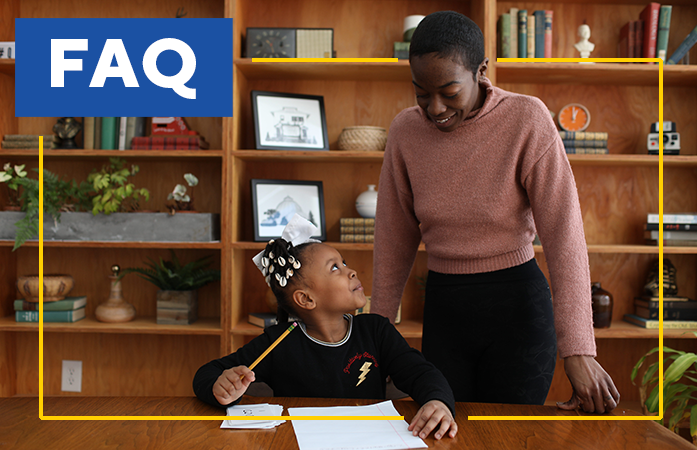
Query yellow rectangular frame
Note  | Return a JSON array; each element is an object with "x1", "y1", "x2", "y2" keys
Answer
[{"x1": 37, "y1": 57, "x2": 664, "y2": 422}]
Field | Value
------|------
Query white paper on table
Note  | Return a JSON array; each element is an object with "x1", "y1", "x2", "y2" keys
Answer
[
  {"x1": 221, "y1": 403, "x2": 285, "y2": 429},
  {"x1": 288, "y1": 400, "x2": 427, "y2": 450}
]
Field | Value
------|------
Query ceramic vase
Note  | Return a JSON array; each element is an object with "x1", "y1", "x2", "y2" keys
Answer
[
  {"x1": 355, "y1": 185, "x2": 378, "y2": 218},
  {"x1": 95, "y1": 265, "x2": 136, "y2": 323},
  {"x1": 591, "y1": 282, "x2": 613, "y2": 328}
]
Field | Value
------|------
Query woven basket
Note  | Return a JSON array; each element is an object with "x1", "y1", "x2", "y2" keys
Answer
[{"x1": 337, "y1": 126, "x2": 387, "y2": 151}]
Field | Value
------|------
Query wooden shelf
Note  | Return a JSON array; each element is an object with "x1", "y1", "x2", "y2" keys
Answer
[
  {"x1": 495, "y1": 62, "x2": 697, "y2": 87},
  {"x1": 0, "y1": 149, "x2": 223, "y2": 159},
  {"x1": 231, "y1": 241, "x2": 426, "y2": 252},
  {"x1": 235, "y1": 59, "x2": 411, "y2": 82},
  {"x1": 0, "y1": 315, "x2": 222, "y2": 335},
  {"x1": 0, "y1": 240, "x2": 223, "y2": 249},
  {"x1": 594, "y1": 321, "x2": 697, "y2": 339},
  {"x1": 0, "y1": 59, "x2": 14, "y2": 76},
  {"x1": 568, "y1": 154, "x2": 697, "y2": 167},
  {"x1": 234, "y1": 149, "x2": 385, "y2": 163},
  {"x1": 232, "y1": 319, "x2": 425, "y2": 339}
]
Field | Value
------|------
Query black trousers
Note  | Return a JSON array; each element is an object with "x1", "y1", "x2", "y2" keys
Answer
[{"x1": 421, "y1": 259, "x2": 557, "y2": 404}]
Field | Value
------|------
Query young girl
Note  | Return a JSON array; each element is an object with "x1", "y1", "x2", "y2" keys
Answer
[{"x1": 193, "y1": 215, "x2": 457, "y2": 440}]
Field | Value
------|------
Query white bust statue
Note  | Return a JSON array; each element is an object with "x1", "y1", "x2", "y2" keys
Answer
[{"x1": 574, "y1": 24, "x2": 595, "y2": 59}]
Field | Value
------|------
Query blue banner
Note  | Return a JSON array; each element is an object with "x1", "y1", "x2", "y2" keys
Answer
[{"x1": 15, "y1": 18, "x2": 233, "y2": 117}]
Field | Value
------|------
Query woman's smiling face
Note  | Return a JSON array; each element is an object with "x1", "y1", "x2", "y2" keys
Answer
[{"x1": 410, "y1": 53, "x2": 488, "y2": 132}]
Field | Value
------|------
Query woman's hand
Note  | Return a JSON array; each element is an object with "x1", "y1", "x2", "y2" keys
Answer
[
  {"x1": 557, "y1": 355, "x2": 620, "y2": 413},
  {"x1": 408, "y1": 400, "x2": 458, "y2": 440},
  {"x1": 212, "y1": 366, "x2": 255, "y2": 405}
]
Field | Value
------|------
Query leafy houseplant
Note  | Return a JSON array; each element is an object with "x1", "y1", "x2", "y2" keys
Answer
[
  {"x1": 0, "y1": 163, "x2": 28, "y2": 209},
  {"x1": 88, "y1": 157, "x2": 150, "y2": 214},
  {"x1": 632, "y1": 335, "x2": 697, "y2": 444},
  {"x1": 166, "y1": 173, "x2": 198, "y2": 213}
]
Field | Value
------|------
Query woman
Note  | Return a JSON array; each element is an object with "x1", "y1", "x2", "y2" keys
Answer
[{"x1": 371, "y1": 11, "x2": 619, "y2": 413}]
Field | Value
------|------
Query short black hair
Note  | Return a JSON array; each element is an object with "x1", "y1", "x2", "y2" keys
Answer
[{"x1": 409, "y1": 11, "x2": 485, "y2": 76}]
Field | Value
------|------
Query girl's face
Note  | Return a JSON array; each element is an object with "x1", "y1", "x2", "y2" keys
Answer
[
  {"x1": 410, "y1": 53, "x2": 488, "y2": 132},
  {"x1": 302, "y1": 244, "x2": 366, "y2": 314}
]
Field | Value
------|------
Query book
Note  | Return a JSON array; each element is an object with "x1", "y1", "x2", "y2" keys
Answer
[
  {"x1": 634, "y1": 306, "x2": 697, "y2": 321},
  {"x1": 656, "y1": 5, "x2": 672, "y2": 61},
  {"x1": 647, "y1": 213, "x2": 697, "y2": 224},
  {"x1": 1, "y1": 140, "x2": 59, "y2": 149},
  {"x1": 533, "y1": 10, "x2": 545, "y2": 58},
  {"x1": 340, "y1": 218, "x2": 375, "y2": 226},
  {"x1": 527, "y1": 15, "x2": 535, "y2": 58},
  {"x1": 666, "y1": 24, "x2": 697, "y2": 65},
  {"x1": 134, "y1": 117, "x2": 147, "y2": 138},
  {"x1": 564, "y1": 147, "x2": 609, "y2": 155},
  {"x1": 340, "y1": 226, "x2": 375, "y2": 234},
  {"x1": 3, "y1": 134, "x2": 58, "y2": 141},
  {"x1": 94, "y1": 117, "x2": 102, "y2": 150},
  {"x1": 498, "y1": 14, "x2": 511, "y2": 58},
  {"x1": 510, "y1": 8, "x2": 518, "y2": 59},
  {"x1": 15, "y1": 307, "x2": 86, "y2": 323},
  {"x1": 635, "y1": 20, "x2": 644, "y2": 59},
  {"x1": 646, "y1": 230, "x2": 697, "y2": 241},
  {"x1": 618, "y1": 21, "x2": 632, "y2": 59},
  {"x1": 14, "y1": 296, "x2": 87, "y2": 311},
  {"x1": 562, "y1": 139, "x2": 608, "y2": 148},
  {"x1": 101, "y1": 117, "x2": 117, "y2": 150},
  {"x1": 130, "y1": 136, "x2": 202, "y2": 150},
  {"x1": 645, "y1": 222, "x2": 696, "y2": 231},
  {"x1": 543, "y1": 10, "x2": 553, "y2": 58},
  {"x1": 83, "y1": 117, "x2": 94, "y2": 150},
  {"x1": 340, "y1": 234, "x2": 374, "y2": 243},
  {"x1": 559, "y1": 131, "x2": 609, "y2": 141},
  {"x1": 635, "y1": 296, "x2": 696, "y2": 308},
  {"x1": 248, "y1": 312, "x2": 278, "y2": 328},
  {"x1": 117, "y1": 116, "x2": 128, "y2": 150},
  {"x1": 125, "y1": 117, "x2": 136, "y2": 150},
  {"x1": 639, "y1": 2, "x2": 660, "y2": 63},
  {"x1": 517, "y1": 10, "x2": 528, "y2": 58},
  {"x1": 623, "y1": 313, "x2": 697, "y2": 329}
]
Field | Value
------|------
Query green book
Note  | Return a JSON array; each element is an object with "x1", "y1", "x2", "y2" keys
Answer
[
  {"x1": 15, "y1": 307, "x2": 86, "y2": 323},
  {"x1": 14, "y1": 296, "x2": 87, "y2": 311},
  {"x1": 656, "y1": 5, "x2": 672, "y2": 61},
  {"x1": 498, "y1": 13, "x2": 511, "y2": 58},
  {"x1": 518, "y1": 10, "x2": 528, "y2": 58},
  {"x1": 101, "y1": 117, "x2": 117, "y2": 150}
]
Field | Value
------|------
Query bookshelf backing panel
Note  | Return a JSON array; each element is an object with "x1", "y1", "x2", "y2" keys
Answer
[{"x1": 19, "y1": 0, "x2": 224, "y2": 20}]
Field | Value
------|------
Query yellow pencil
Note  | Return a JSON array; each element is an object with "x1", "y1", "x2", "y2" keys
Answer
[{"x1": 242, "y1": 322, "x2": 297, "y2": 378}]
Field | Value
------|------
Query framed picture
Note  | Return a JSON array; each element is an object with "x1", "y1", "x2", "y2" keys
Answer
[
  {"x1": 251, "y1": 179, "x2": 326, "y2": 242},
  {"x1": 251, "y1": 90, "x2": 329, "y2": 151}
]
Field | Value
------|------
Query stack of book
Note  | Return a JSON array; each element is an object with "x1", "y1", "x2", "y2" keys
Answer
[
  {"x1": 340, "y1": 218, "x2": 375, "y2": 243},
  {"x1": 497, "y1": 9, "x2": 552, "y2": 59},
  {"x1": 645, "y1": 213, "x2": 697, "y2": 246},
  {"x1": 2, "y1": 134, "x2": 59, "y2": 149},
  {"x1": 131, "y1": 136, "x2": 208, "y2": 150},
  {"x1": 156, "y1": 291, "x2": 197, "y2": 325},
  {"x1": 14, "y1": 296, "x2": 87, "y2": 323},
  {"x1": 560, "y1": 131, "x2": 608, "y2": 154},
  {"x1": 624, "y1": 296, "x2": 697, "y2": 329},
  {"x1": 82, "y1": 117, "x2": 147, "y2": 150}
]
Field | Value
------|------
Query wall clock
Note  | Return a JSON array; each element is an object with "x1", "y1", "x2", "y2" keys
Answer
[
  {"x1": 246, "y1": 28, "x2": 296, "y2": 58},
  {"x1": 558, "y1": 103, "x2": 591, "y2": 132}
]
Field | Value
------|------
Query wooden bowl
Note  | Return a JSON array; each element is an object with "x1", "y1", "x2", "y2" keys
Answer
[{"x1": 16, "y1": 275, "x2": 74, "y2": 303}]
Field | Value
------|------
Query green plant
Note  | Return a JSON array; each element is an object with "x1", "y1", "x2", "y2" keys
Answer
[
  {"x1": 117, "y1": 250, "x2": 220, "y2": 291},
  {"x1": 166, "y1": 173, "x2": 198, "y2": 212},
  {"x1": 632, "y1": 334, "x2": 697, "y2": 444},
  {"x1": 88, "y1": 157, "x2": 150, "y2": 214},
  {"x1": 0, "y1": 163, "x2": 28, "y2": 207}
]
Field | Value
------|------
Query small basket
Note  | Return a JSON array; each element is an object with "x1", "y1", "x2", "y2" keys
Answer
[{"x1": 337, "y1": 126, "x2": 387, "y2": 151}]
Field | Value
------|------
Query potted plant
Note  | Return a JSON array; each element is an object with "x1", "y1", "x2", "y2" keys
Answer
[
  {"x1": 632, "y1": 335, "x2": 697, "y2": 444},
  {"x1": 0, "y1": 163, "x2": 27, "y2": 210},
  {"x1": 117, "y1": 250, "x2": 220, "y2": 324},
  {"x1": 166, "y1": 173, "x2": 198, "y2": 213},
  {"x1": 88, "y1": 157, "x2": 150, "y2": 214}
]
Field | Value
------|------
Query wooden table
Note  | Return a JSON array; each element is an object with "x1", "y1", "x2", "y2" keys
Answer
[{"x1": 0, "y1": 396, "x2": 692, "y2": 449}]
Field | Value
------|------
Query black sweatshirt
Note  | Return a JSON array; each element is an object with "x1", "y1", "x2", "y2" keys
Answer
[{"x1": 193, "y1": 314, "x2": 455, "y2": 414}]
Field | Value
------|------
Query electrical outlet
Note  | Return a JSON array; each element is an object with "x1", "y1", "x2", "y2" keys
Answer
[{"x1": 61, "y1": 360, "x2": 82, "y2": 392}]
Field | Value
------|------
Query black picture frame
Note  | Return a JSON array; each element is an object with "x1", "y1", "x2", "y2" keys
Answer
[
  {"x1": 251, "y1": 90, "x2": 329, "y2": 151},
  {"x1": 251, "y1": 179, "x2": 326, "y2": 242}
]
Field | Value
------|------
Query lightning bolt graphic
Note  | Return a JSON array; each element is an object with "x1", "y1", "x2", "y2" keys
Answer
[{"x1": 357, "y1": 362, "x2": 372, "y2": 386}]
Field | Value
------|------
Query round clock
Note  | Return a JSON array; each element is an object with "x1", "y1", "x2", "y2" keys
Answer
[
  {"x1": 558, "y1": 103, "x2": 591, "y2": 132},
  {"x1": 246, "y1": 28, "x2": 296, "y2": 58}
]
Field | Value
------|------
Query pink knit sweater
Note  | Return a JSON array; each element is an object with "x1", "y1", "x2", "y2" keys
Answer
[{"x1": 371, "y1": 78, "x2": 596, "y2": 358}]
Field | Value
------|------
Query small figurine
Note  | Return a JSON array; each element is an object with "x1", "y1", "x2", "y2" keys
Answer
[
  {"x1": 574, "y1": 24, "x2": 595, "y2": 61},
  {"x1": 53, "y1": 117, "x2": 82, "y2": 149}
]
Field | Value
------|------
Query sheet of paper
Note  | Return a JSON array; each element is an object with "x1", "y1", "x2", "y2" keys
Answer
[
  {"x1": 221, "y1": 403, "x2": 285, "y2": 429},
  {"x1": 288, "y1": 400, "x2": 427, "y2": 450}
]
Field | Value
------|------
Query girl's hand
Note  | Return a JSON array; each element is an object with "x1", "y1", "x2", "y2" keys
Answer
[
  {"x1": 212, "y1": 366, "x2": 255, "y2": 405},
  {"x1": 408, "y1": 400, "x2": 458, "y2": 440}
]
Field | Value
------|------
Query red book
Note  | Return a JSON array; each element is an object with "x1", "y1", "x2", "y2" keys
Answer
[
  {"x1": 639, "y1": 2, "x2": 660, "y2": 63},
  {"x1": 543, "y1": 11, "x2": 553, "y2": 58},
  {"x1": 131, "y1": 136, "x2": 200, "y2": 150},
  {"x1": 634, "y1": 20, "x2": 644, "y2": 59},
  {"x1": 618, "y1": 22, "x2": 630, "y2": 59}
]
